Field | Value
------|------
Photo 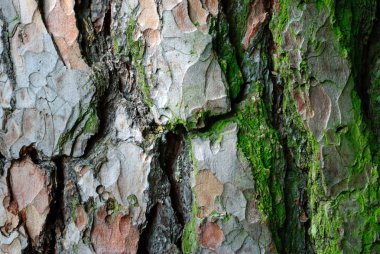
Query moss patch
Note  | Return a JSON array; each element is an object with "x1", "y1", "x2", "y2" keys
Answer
[
  {"x1": 271, "y1": 1, "x2": 379, "y2": 253},
  {"x1": 182, "y1": 204, "x2": 199, "y2": 254},
  {"x1": 236, "y1": 83, "x2": 286, "y2": 249},
  {"x1": 209, "y1": 15, "x2": 244, "y2": 99}
]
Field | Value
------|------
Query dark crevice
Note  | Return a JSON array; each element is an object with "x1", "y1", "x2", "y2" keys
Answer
[
  {"x1": 218, "y1": 0, "x2": 246, "y2": 66},
  {"x1": 137, "y1": 204, "x2": 158, "y2": 254},
  {"x1": 37, "y1": 155, "x2": 65, "y2": 253},
  {"x1": 269, "y1": 66, "x2": 296, "y2": 254},
  {"x1": 74, "y1": 0, "x2": 107, "y2": 65},
  {"x1": 74, "y1": 0, "x2": 117, "y2": 157},
  {"x1": 19, "y1": 145, "x2": 40, "y2": 164},
  {"x1": 358, "y1": 2, "x2": 380, "y2": 161},
  {"x1": 82, "y1": 70, "x2": 114, "y2": 156},
  {"x1": 264, "y1": 4, "x2": 288, "y2": 253},
  {"x1": 0, "y1": 11, "x2": 16, "y2": 83},
  {"x1": 159, "y1": 129, "x2": 186, "y2": 227},
  {"x1": 74, "y1": 0, "x2": 93, "y2": 64},
  {"x1": 302, "y1": 188, "x2": 312, "y2": 251},
  {"x1": 0, "y1": 11, "x2": 16, "y2": 113},
  {"x1": 195, "y1": 111, "x2": 235, "y2": 134},
  {"x1": 234, "y1": 82, "x2": 252, "y2": 103},
  {"x1": 353, "y1": 2, "x2": 379, "y2": 119},
  {"x1": 0, "y1": 153, "x2": 5, "y2": 176},
  {"x1": 103, "y1": 3, "x2": 112, "y2": 37},
  {"x1": 137, "y1": 124, "x2": 188, "y2": 253}
]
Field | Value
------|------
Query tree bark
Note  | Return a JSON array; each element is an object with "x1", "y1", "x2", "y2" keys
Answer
[{"x1": 0, "y1": 0, "x2": 378, "y2": 253}]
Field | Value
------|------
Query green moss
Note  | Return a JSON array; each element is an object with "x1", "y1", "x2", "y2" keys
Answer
[
  {"x1": 71, "y1": 196, "x2": 80, "y2": 222},
  {"x1": 236, "y1": 82, "x2": 285, "y2": 249},
  {"x1": 271, "y1": 8, "x2": 323, "y2": 251},
  {"x1": 136, "y1": 63, "x2": 153, "y2": 107},
  {"x1": 310, "y1": 185, "x2": 379, "y2": 253},
  {"x1": 92, "y1": 66, "x2": 109, "y2": 95},
  {"x1": 270, "y1": 0, "x2": 289, "y2": 46},
  {"x1": 370, "y1": 62, "x2": 380, "y2": 157},
  {"x1": 57, "y1": 131, "x2": 73, "y2": 151},
  {"x1": 127, "y1": 194, "x2": 139, "y2": 207},
  {"x1": 85, "y1": 197, "x2": 98, "y2": 212},
  {"x1": 182, "y1": 141, "x2": 200, "y2": 254},
  {"x1": 270, "y1": 0, "x2": 379, "y2": 253},
  {"x1": 164, "y1": 110, "x2": 203, "y2": 132},
  {"x1": 308, "y1": 83, "x2": 379, "y2": 254},
  {"x1": 182, "y1": 203, "x2": 199, "y2": 254},
  {"x1": 57, "y1": 102, "x2": 99, "y2": 153},
  {"x1": 193, "y1": 118, "x2": 235, "y2": 143},
  {"x1": 84, "y1": 106, "x2": 99, "y2": 134},
  {"x1": 112, "y1": 37, "x2": 120, "y2": 55},
  {"x1": 122, "y1": 16, "x2": 152, "y2": 107},
  {"x1": 209, "y1": 15, "x2": 244, "y2": 99},
  {"x1": 315, "y1": 0, "x2": 376, "y2": 58},
  {"x1": 208, "y1": 210, "x2": 232, "y2": 222},
  {"x1": 106, "y1": 198, "x2": 124, "y2": 214},
  {"x1": 222, "y1": 0, "x2": 252, "y2": 59}
]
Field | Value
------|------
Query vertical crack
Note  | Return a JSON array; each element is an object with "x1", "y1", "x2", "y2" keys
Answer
[
  {"x1": 137, "y1": 204, "x2": 158, "y2": 254},
  {"x1": 82, "y1": 69, "x2": 113, "y2": 156},
  {"x1": 359, "y1": 2, "x2": 380, "y2": 161},
  {"x1": 138, "y1": 126, "x2": 187, "y2": 253},
  {"x1": 355, "y1": 2, "x2": 379, "y2": 118},
  {"x1": 159, "y1": 129, "x2": 186, "y2": 227},
  {"x1": 36, "y1": 155, "x2": 65, "y2": 253}
]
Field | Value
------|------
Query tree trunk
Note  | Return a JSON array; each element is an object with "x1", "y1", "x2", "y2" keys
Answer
[{"x1": 0, "y1": 0, "x2": 378, "y2": 253}]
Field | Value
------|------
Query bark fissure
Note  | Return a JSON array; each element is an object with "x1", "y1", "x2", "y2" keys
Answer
[
  {"x1": 137, "y1": 203, "x2": 158, "y2": 254},
  {"x1": 360, "y1": 2, "x2": 380, "y2": 160},
  {"x1": 159, "y1": 130, "x2": 186, "y2": 226},
  {"x1": 37, "y1": 155, "x2": 65, "y2": 253}
]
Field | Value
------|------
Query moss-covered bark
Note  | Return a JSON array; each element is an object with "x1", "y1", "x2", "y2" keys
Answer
[
  {"x1": 183, "y1": 0, "x2": 379, "y2": 253},
  {"x1": 270, "y1": 0, "x2": 379, "y2": 253}
]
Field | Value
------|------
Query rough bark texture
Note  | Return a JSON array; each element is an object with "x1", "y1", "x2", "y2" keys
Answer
[{"x1": 0, "y1": 0, "x2": 379, "y2": 253}]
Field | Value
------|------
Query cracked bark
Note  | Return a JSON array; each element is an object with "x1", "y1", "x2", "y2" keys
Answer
[{"x1": 0, "y1": 0, "x2": 379, "y2": 253}]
